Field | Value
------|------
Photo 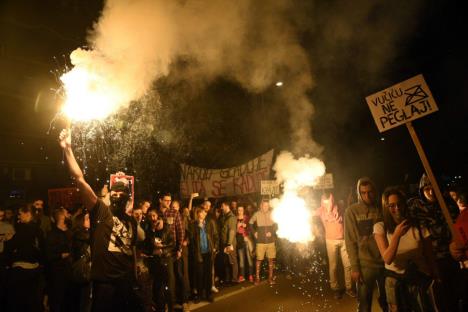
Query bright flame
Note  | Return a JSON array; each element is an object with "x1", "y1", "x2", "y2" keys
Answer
[
  {"x1": 271, "y1": 193, "x2": 313, "y2": 243},
  {"x1": 59, "y1": 48, "x2": 133, "y2": 122},
  {"x1": 60, "y1": 67, "x2": 120, "y2": 121},
  {"x1": 272, "y1": 151, "x2": 326, "y2": 243}
]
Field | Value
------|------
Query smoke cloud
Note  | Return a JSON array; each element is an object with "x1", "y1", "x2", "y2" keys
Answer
[{"x1": 66, "y1": 0, "x2": 321, "y2": 155}]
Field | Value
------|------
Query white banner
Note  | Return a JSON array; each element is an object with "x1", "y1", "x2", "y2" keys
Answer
[
  {"x1": 313, "y1": 173, "x2": 334, "y2": 190},
  {"x1": 260, "y1": 180, "x2": 280, "y2": 196},
  {"x1": 366, "y1": 74, "x2": 438, "y2": 132},
  {"x1": 180, "y1": 150, "x2": 274, "y2": 198}
]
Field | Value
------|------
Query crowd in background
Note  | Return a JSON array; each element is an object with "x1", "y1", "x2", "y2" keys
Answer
[
  {"x1": 1, "y1": 173, "x2": 468, "y2": 312},
  {"x1": 0, "y1": 129, "x2": 467, "y2": 312}
]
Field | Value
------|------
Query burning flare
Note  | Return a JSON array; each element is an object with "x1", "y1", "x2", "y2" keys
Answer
[
  {"x1": 271, "y1": 151, "x2": 325, "y2": 243},
  {"x1": 60, "y1": 48, "x2": 135, "y2": 122}
]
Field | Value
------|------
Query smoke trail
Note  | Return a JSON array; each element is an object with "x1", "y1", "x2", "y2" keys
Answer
[{"x1": 63, "y1": 0, "x2": 322, "y2": 154}]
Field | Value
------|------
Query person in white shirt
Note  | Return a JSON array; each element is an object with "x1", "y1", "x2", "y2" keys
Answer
[{"x1": 374, "y1": 187, "x2": 438, "y2": 312}]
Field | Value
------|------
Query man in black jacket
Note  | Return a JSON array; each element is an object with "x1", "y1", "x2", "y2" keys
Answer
[{"x1": 143, "y1": 209, "x2": 175, "y2": 312}]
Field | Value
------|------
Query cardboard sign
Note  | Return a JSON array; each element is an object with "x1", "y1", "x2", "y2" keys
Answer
[
  {"x1": 313, "y1": 173, "x2": 334, "y2": 190},
  {"x1": 110, "y1": 173, "x2": 135, "y2": 208},
  {"x1": 180, "y1": 150, "x2": 274, "y2": 198},
  {"x1": 366, "y1": 74, "x2": 438, "y2": 132},
  {"x1": 261, "y1": 180, "x2": 280, "y2": 196},
  {"x1": 48, "y1": 187, "x2": 81, "y2": 211}
]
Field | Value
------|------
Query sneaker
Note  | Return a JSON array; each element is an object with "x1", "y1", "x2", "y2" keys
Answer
[
  {"x1": 211, "y1": 286, "x2": 219, "y2": 293},
  {"x1": 334, "y1": 290, "x2": 343, "y2": 300},
  {"x1": 248, "y1": 275, "x2": 254, "y2": 282},
  {"x1": 238, "y1": 275, "x2": 245, "y2": 282},
  {"x1": 345, "y1": 289, "x2": 356, "y2": 298}
]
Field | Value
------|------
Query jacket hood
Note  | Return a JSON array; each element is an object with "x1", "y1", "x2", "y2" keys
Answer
[
  {"x1": 418, "y1": 173, "x2": 431, "y2": 195},
  {"x1": 356, "y1": 177, "x2": 377, "y2": 205}
]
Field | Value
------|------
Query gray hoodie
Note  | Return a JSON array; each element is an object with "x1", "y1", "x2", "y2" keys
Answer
[{"x1": 344, "y1": 177, "x2": 384, "y2": 272}]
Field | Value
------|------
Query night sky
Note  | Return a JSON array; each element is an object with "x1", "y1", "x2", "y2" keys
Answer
[{"x1": 1, "y1": 0, "x2": 467, "y2": 202}]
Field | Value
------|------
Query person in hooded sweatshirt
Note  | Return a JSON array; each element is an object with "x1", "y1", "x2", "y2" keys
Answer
[
  {"x1": 59, "y1": 128, "x2": 144, "y2": 312},
  {"x1": 408, "y1": 173, "x2": 462, "y2": 311},
  {"x1": 344, "y1": 177, "x2": 387, "y2": 312}
]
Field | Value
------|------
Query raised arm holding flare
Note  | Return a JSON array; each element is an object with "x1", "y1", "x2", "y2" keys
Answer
[{"x1": 59, "y1": 129, "x2": 97, "y2": 210}]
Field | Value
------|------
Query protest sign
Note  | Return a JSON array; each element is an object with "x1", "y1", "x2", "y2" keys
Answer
[
  {"x1": 366, "y1": 75, "x2": 459, "y2": 241},
  {"x1": 180, "y1": 150, "x2": 274, "y2": 198},
  {"x1": 313, "y1": 173, "x2": 334, "y2": 190},
  {"x1": 261, "y1": 180, "x2": 280, "y2": 196},
  {"x1": 110, "y1": 173, "x2": 135, "y2": 208},
  {"x1": 48, "y1": 187, "x2": 81, "y2": 211},
  {"x1": 366, "y1": 74, "x2": 438, "y2": 132}
]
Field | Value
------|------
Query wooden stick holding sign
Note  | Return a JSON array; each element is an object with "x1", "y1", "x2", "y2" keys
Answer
[
  {"x1": 406, "y1": 122, "x2": 458, "y2": 239},
  {"x1": 366, "y1": 74, "x2": 461, "y2": 243}
]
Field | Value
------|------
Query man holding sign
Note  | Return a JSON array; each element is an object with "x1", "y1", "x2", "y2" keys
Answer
[{"x1": 59, "y1": 129, "x2": 143, "y2": 312}]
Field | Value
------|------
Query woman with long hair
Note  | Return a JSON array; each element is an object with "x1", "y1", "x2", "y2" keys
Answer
[{"x1": 374, "y1": 187, "x2": 438, "y2": 311}]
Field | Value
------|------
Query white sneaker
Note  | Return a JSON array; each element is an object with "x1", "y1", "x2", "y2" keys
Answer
[{"x1": 211, "y1": 286, "x2": 219, "y2": 293}]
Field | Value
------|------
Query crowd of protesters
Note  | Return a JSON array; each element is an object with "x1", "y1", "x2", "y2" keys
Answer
[{"x1": 0, "y1": 127, "x2": 467, "y2": 312}]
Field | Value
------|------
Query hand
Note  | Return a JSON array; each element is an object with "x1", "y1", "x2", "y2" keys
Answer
[
  {"x1": 190, "y1": 193, "x2": 199, "y2": 199},
  {"x1": 449, "y1": 240, "x2": 467, "y2": 261},
  {"x1": 266, "y1": 232, "x2": 272, "y2": 238},
  {"x1": 61, "y1": 252, "x2": 70, "y2": 259},
  {"x1": 254, "y1": 232, "x2": 258, "y2": 239},
  {"x1": 394, "y1": 220, "x2": 410, "y2": 238},
  {"x1": 177, "y1": 250, "x2": 182, "y2": 259},
  {"x1": 101, "y1": 184, "x2": 109, "y2": 196},
  {"x1": 59, "y1": 129, "x2": 71, "y2": 149},
  {"x1": 351, "y1": 270, "x2": 363, "y2": 283},
  {"x1": 182, "y1": 240, "x2": 188, "y2": 247}
]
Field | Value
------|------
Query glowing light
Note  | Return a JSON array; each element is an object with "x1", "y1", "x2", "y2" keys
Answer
[
  {"x1": 272, "y1": 192, "x2": 313, "y2": 243},
  {"x1": 60, "y1": 67, "x2": 120, "y2": 121},
  {"x1": 272, "y1": 151, "x2": 326, "y2": 243},
  {"x1": 59, "y1": 48, "x2": 132, "y2": 122},
  {"x1": 276, "y1": 81, "x2": 283, "y2": 87}
]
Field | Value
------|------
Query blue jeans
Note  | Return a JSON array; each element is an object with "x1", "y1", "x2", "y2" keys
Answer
[
  {"x1": 238, "y1": 244, "x2": 254, "y2": 277},
  {"x1": 357, "y1": 266, "x2": 387, "y2": 312}
]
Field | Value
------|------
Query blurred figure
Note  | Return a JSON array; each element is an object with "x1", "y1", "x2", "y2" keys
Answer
[
  {"x1": 46, "y1": 208, "x2": 73, "y2": 312},
  {"x1": 220, "y1": 202, "x2": 238, "y2": 284},
  {"x1": 408, "y1": 174, "x2": 462, "y2": 311},
  {"x1": 70, "y1": 211, "x2": 92, "y2": 312},
  {"x1": 0, "y1": 208, "x2": 15, "y2": 306},
  {"x1": 4, "y1": 204, "x2": 45, "y2": 312},
  {"x1": 317, "y1": 191, "x2": 354, "y2": 299},
  {"x1": 249, "y1": 199, "x2": 277, "y2": 285},
  {"x1": 143, "y1": 209, "x2": 174, "y2": 312},
  {"x1": 344, "y1": 177, "x2": 387, "y2": 312},
  {"x1": 189, "y1": 207, "x2": 218, "y2": 303},
  {"x1": 33, "y1": 199, "x2": 52, "y2": 237},
  {"x1": 236, "y1": 205, "x2": 254, "y2": 283}
]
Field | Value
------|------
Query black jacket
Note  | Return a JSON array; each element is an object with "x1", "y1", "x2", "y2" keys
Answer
[
  {"x1": 189, "y1": 219, "x2": 218, "y2": 263},
  {"x1": 143, "y1": 225, "x2": 174, "y2": 259},
  {"x1": 4, "y1": 222, "x2": 44, "y2": 265}
]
